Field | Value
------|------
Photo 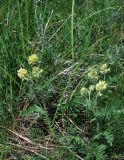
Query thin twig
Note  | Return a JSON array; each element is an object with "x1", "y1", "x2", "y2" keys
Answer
[
  {"x1": 8, "y1": 129, "x2": 51, "y2": 150},
  {"x1": 66, "y1": 116, "x2": 83, "y2": 132},
  {"x1": 10, "y1": 143, "x2": 48, "y2": 160},
  {"x1": 57, "y1": 62, "x2": 79, "y2": 76},
  {"x1": 68, "y1": 148, "x2": 84, "y2": 160},
  {"x1": 48, "y1": 14, "x2": 71, "y2": 41}
]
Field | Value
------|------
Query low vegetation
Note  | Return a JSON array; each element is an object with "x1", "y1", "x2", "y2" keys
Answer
[{"x1": 0, "y1": 0, "x2": 124, "y2": 159}]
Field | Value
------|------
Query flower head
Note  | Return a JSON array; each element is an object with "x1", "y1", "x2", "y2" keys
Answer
[
  {"x1": 88, "y1": 68, "x2": 98, "y2": 80},
  {"x1": 17, "y1": 68, "x2": 28, "y2": 80},
  {"x1": 96, "y1": 80, "x2": 107, "y2": 91},
  {"x1": 100, "y1": 64, "x2": 110, "y2": 74},
  {"x1": 80, "y1": 87, "x2": 88, "y2": 95},
  {"x1": 89, "y1": 85, "x2": 95, "y2": 92},
  {"x1": 32, "y1": 67, "x2": 43, "y2": 78},
  {"x1": 28, "y1": 54, "x2": 39, "y2": 65}
]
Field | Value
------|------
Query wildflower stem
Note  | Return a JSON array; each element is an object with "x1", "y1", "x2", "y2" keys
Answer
[
  {"x1": 88, "y1": 92, "x2": 91, "y2": 102},
  {"x1": 88, "y1": 92, "x2": 92, "y2": 109},
  {"x1": 71, "y1": 0, "x2": 75, "y2": 59},
  {"x1": 93, "y1": 94, "x2": 98, "y2": 114},
  {"x1": 18, "y1": 1, "x2": 25, "y2": 55},
  {"x1": 104, "y1": 74, "x2": 106, "y2": 81},
  {"x1": 96, "y1": 122, "x2": 100, "y2": 134}
]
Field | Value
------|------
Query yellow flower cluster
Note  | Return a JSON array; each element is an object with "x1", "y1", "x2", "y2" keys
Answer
[
  {"x1": 17, "y1": 54, "x2": 43, "y2": 80},
  {"x1": 100, "y1": 64, "x2": 110, "y2": 74},
  {"x1": 32, "y1": 67, "x2": 43, "y2": 78},
  {"x1": 89, "y1": 85, "x2": 95, "y2": 92},
  {"x1": 96, "y1": 80, "x2": 107, "y2": 96},
  {"x1": 80, "y1": 87, "x2": 89, "y2": 95},
  {"x1": 28, "y1": 54, "x2": 39, "y2": 65},
  {"x1": 80, "y1": 85, "x2": 95, "y2": 95},
  {"x1": 80, "y1": 80, "x2": 107, "y2": 96},
  {"x1": 88, "y1": 68, "x2": 98, "y2": 80},
  {"x1": 80, "y1": 64, "x2": 110, "y2": 96},
  {"x1": 17, "y1": 68, "x2": 28, "y2": 80},
  {"x1": 96, "y1": 80, "x2": 107, "y2": 91}
]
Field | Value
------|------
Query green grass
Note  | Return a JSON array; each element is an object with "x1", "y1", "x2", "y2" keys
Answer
[{"x1": 0, "y1": 0, "x2": 124, "y2": 159}]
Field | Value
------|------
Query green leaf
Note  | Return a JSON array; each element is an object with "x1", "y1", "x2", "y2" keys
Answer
[{"x1": 20, "y1": 105, "x2": 45, "y2": 117}]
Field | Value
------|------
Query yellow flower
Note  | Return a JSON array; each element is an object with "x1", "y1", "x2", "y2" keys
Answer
[
  {"x1": 89, "y1": 85, "x2": 95, "y2": 92},
  {"x1": 100, "y1": 64, "x2": 110, "y2": 74},
  {"x1": 32, "y1": 67, "x2": 43, "y2": 78},
  {"x1": 80, "y1": 87, "x2": 88, "y2": 95},
  {"x1": 28, "y1": 54, "x2": 39, "y2": 65},
  {"x1": 96, "y1": 80, "x2": 107, "y2": 91},
  {"x1": 17, "y1": 68, "x2": 28, "y2": 80},
  {"x1": 88, "y1": 68, "x2": 98, "y2": 80}
]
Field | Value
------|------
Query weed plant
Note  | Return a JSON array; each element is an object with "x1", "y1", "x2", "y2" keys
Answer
[{"x1": 0, "y1": 0, "x2": 124, "y2": 159}]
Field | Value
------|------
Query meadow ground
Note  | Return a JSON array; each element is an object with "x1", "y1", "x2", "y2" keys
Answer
[{"x1": 0, "y1": 0, "x2": 124, "y2": 159}]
